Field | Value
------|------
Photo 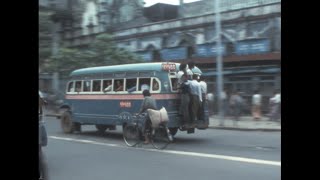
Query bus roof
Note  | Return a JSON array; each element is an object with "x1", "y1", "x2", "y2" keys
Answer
[{"x1": 70, "y1": 62, "x2": 202, "y2": 77}]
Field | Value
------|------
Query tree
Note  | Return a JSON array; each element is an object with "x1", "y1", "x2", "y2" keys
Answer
[
  {"x1": 89, "y1": 34, "x2": 142, "y2": 66},
  {"x1": 48, "y1": 33, "x2": 143, "y2": 78},
  {"x1": 39, "y1": 11, "x2": 53, "y2": 72}
]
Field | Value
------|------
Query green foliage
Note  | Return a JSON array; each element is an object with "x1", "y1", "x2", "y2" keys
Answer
[
  {"x1": 39, "y1": 11, "x2": 53, "y2": 72},
  {"x1": 47, "y1": 33, "x2": 143, "y2": 77}
]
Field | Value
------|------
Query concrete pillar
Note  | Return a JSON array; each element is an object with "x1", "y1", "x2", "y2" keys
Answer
[
  {"x1": 52, "y1": 72, "x2": 59, "y2": 93},
  {"x1": 179, "y1": 0, "x2": 184, "y2": 18}
]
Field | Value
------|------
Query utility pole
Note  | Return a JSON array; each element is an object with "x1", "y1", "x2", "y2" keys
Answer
[{"x1": 214, "y1": 0, "x2": 224, "y2": 126}]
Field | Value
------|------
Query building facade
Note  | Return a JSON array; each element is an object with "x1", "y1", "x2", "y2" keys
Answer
[{"x1": 42, "y1": 0, "x2": 281, "y2": 113}]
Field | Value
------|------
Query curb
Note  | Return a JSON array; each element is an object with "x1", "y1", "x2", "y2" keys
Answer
[{"x1": 208, "y1": 126, "x2": 281, "y2": 131}]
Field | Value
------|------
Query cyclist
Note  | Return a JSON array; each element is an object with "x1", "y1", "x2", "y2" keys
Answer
[{"x1": 137, "y1": 89, "x2": 157, "y2": 144}]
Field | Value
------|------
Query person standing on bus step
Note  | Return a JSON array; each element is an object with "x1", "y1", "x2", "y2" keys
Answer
[
  {"x1": 252, "y1": 90, "x2": 262, "y2": 120},
  {"x1": 187, "y1": 61, "x2": 195, "y2": 80},
  {"x1": 177, "y1": 63, "x2": 187, "y2": 85},
  {"x1": 178, "y1": 74, "x2": 191, "y2": 127},
  {"x1": 198, "y1": 76, "x2": 207, "y2": 122},
  {"x1": 138, "y1": 90, "x2": 158, "y2": 144},
  {"x1": 188, "y1": 74, "x2": 202, "y2": 126}
]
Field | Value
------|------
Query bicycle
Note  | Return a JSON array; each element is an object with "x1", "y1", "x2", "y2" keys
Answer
[{"x1": 123, "y1": 113, "x2": 173, "y2": 149}]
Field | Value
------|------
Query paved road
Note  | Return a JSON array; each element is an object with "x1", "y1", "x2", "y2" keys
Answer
[{"x1": 43, "y1": 116, "x2": 281, "y2": 180}]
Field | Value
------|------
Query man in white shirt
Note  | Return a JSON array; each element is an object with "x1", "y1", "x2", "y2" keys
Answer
[
  {"x1": 198, "y1": 76, "x2": 207, "y2": 121},
  {"x1": 189, "y1": 74, "x2": 202, "y2": 125},
  {"x1": 187, "y1": 62, "x2": 197, "y2": 80},
  {"x1": 269, "y1": 90, "x2": 281, "y2": 121},
  {"x1": 252, "y1": 90, "x2": 262, "y2": 120},
  {"x1": 177, "y1": 63, "x2": 187, "y2": 85}
]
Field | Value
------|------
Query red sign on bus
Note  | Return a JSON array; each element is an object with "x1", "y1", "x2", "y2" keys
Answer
[
  {"x1": 161, "y1": 63, "x2": 176, "y2": 71},
  {"x1": 120, "y1": 101, "x2": 132, "y2": 108}
]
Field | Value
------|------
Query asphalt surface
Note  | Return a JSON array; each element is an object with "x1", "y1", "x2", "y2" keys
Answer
[{"x1": 43, "y1": 116, "x2": 281, "y2": 180}]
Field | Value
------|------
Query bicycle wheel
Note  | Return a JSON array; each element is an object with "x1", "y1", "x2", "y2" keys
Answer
[
  {"x1": 123, "y1": 124, "x2": 140, "y2": 147},
  {"x1": 151, "y1": 125, "x2": 170, "y2": 149}
]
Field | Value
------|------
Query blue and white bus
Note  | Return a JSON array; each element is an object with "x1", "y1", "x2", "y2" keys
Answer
[{"x1": 60, "y1": 62, "x2": 209, "y2": 136}]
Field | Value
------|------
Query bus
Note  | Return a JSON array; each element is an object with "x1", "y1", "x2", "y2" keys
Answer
[{"x1": 59, "y1": 62, "x2": 209, "y2": 137}]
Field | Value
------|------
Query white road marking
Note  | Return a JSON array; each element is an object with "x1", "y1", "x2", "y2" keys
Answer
[{"x1": 49, "y1": 136, "x2": 281, "y2": 166}]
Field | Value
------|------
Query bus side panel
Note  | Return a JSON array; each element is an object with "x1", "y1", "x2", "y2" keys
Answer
[
  {"x1": 156, "y1": 98, "x2": 181, "y2": 128},
  {"x1": 65, "y1": 98, "x2": 144, "y2": 125}
]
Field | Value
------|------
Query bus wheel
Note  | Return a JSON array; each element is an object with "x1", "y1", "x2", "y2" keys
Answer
[
  {"x1": 95, "y1": 125, "x2": 108, "y2": 133},
  {"x1": 169, "y1": 128, "x2": 178, "y2": 136},
  {"x1": 61, "y1": 111, "x2": 74, "y2": 134}
]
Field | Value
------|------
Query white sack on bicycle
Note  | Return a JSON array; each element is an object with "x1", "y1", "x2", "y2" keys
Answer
[{"x1": 147, "y1": 107, "x2": 169, "y2": 128}]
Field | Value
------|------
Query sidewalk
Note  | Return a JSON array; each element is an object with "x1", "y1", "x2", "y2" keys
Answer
[
  {"x1": 44, "y1": 108, "x2": 281, "y2": 131},
  {"x1": 208, "y1": 115, "x2": 281, "y2": 131}
]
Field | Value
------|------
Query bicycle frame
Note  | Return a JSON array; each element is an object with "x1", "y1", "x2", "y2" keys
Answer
[{"x1": 123, "y1": 114, "x2": 172, "y2": 149}]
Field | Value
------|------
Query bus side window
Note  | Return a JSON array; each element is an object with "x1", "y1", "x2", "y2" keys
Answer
[
  {"x1": 126, "y1": 78, "x2": 137, "y2": 93},
  {"x1": 75, "y1": 81, "x2": 82, "y2": 92},
  {"x1": 83, "y1": 80, "x2": 91, "y2": 92},
  {"x1": 103, "y1": 80, "x2": 113, "y2": 92},
  {"x1": 138, "y1": 78, "x2": 151, "y2": 91},
  {"x1": 67, "y1": 81, "x2": 74, "y2": 92},
  {"x1": 151, "y1": 79, "x2": 160, "y2": 91},
  {"x1": 92, "y1": 80, "x2": 102, "y2": 92},
  {"x1": 114, "y1": 79, "x2": 124, "y2": 92}
]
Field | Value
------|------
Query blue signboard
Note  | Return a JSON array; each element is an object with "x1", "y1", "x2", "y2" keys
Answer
[
  {"x1": 135, "y1": 51, "x2": 153, "y2": 62},
  {"x1": 160, "y1": 47, "x2": 187, "y2": 61},
  {"x1": 235, "y1": 39, "x2": 270, "y2": 55},
  {"x1": 195, "y1": 43, "x2": 226, "y2": 57}
]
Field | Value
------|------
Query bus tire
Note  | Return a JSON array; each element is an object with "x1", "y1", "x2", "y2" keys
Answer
[
  {"x1": 169, "y1": 127, "x2": 178, "y2": 136},
  {"x1": 95, "y1": 125, "x2": 108, "y2": 133},
  {"x1": 61, "y1": 111, "x2": 74, "y2": 134}
]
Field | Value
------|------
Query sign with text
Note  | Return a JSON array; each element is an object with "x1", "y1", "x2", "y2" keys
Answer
[
  {"x1": 195, "y1": 43, "x2": 226, "y2": 57},
  {"x1": 160, "y1": 47, "x2": 187, "y2": 61},
  {"x1": 161, "y1": 63, "x2": 176, "y2": 71},
  {"x1": 120, "y1": 101, "x2": 132, "y2": 108},
  {"x1": 235, "y1": 39, "x2": 270, "y2": 55},
  {"x1": 135, "y1": 51, "x2": 153, "y2": 62}
]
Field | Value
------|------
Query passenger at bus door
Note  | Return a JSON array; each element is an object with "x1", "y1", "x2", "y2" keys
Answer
[
  {"x1": 187, "y1": 61, "x2": 195, "y2": 80},
  {"x1": 177, "y1": 63, "x2": 187, "y2": 85},
  {"x1": 104, "y1": 81, "x2": 112, "y2": 92},
  {"x1": 178, "y1": 74, "x2": 191, "y2": 126},
  {"x1": 188, "y1": 74, "x2": 202, "y2": 124},
  {"x1": 115, "y1": 81, "x2": 124, "y2": 92},
  {"x1": 172, "y1": 79, "x2": 178, "y2": 91},
  {"x1": 198, "y1": 76, "x2": 207, "y2": 121},
  {"x1": 137, "y1": 90, "x2": 158, "y2": 144}
]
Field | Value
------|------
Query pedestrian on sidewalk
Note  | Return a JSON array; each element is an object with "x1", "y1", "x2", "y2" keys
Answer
[
  {"x1": 207, "y1": 92, "x2": 214, "y2": 116},
  {"x1": 268, "y1": 90, "x2": 281, "y2": 121},
  {"x1": 229, "y1": 90, "x2": 243, "y2": 125},
  {"x1": 251, "y1": 90, "x2": 262, "y2": 120}
]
